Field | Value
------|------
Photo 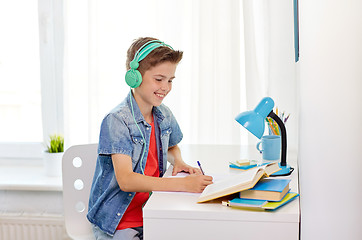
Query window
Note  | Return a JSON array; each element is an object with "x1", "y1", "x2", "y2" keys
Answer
[
  {"x1": 0, "y1": 1, "x2": 42, "y2": 143},
  {"x1": 0, "y1": 0, "x2": 63, "y2": 159}
]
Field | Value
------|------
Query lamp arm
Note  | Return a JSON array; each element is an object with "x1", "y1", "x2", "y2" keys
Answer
[{"x1": 268, "y1": 111, "x2": 287, "y2": 167}]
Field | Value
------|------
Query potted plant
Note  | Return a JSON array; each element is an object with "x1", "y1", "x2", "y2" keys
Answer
[{"x1": 43, "y1": 134, "x2": 64, "y2": 177}]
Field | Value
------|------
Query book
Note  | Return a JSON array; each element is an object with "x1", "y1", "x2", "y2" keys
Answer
[
  {"x1": 197, "y1": 162, "x2": 281, "y2": 203},
  {"x1": 238, "y1": 178, "x2": 291, "y2": 201},
  {"x1": 225, "y1": 198, "x2": 268, "y2": 208},
  {"x1": 225, "y1": 192, "x2": 299, "y2": 211}
]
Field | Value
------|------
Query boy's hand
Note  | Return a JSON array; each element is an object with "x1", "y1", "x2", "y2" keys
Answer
[
  {"x1": 172, "y1": 162, "x2": 202, "y2": 176},
  {"x1": 183, "y1": 174, "x2": 213, "y2": 193}
]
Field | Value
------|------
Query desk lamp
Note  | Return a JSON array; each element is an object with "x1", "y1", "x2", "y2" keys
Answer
[{"x1": 235, "y1": 97, "x2": 293, "y2": 176}]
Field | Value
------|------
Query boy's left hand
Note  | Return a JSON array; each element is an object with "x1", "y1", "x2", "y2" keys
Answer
[{"x1": 172, "y1": 162, "x2": 202, "y2": 176}]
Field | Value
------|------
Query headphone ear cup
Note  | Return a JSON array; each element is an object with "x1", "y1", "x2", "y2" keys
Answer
[{"x1": 125, "y1": 69, "x2": 142, "y2": 88}]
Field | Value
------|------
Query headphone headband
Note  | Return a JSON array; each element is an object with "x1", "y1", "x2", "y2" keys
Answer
[
  {"x1": 131, "y1": 40, "x2": 173, "y2": 68},
  {"x1": 125, "y1": 40, "x2": 173, "y2": 88}
]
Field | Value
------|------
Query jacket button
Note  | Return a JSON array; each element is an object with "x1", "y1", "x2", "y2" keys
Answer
[
  {"x1": 117, "y1": 213, "x2": 121, "y2": 216},
  {"x1": 129, "y1": 193, "x2": 132, "y2": 197}
]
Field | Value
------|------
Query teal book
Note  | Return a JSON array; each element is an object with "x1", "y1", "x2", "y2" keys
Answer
[
  {"x1": 228, "y1": 198, "x2": 268, "y2": 208},
  {"x1": 239, "y1": 178, "x2": 291, "y2": 201}
]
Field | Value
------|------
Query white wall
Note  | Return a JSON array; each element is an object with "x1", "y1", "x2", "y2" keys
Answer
[{"x1": 299, "y1": 1, "x2": 362, "y2": 239}]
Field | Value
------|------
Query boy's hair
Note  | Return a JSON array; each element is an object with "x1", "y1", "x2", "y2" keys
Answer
[{"x1": 126, "y1": 37, "x2": 183, "y2": 76}]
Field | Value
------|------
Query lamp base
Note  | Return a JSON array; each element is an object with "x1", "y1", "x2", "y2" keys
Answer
[{"x1": 270, "y1": 164, "x2": 294, "y2": 176}]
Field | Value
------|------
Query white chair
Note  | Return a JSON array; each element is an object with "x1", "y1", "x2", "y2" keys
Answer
[{"x1": 62, "y1": 144, "x2": 98, "y2": 240}]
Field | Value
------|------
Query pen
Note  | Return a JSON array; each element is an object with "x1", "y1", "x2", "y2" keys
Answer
[
  {"x1": 284, "y1": 114, "x2": 290, "y2": 123},
  {"x1": 197, "y1": 161, "x2": 205, "y2": 175}
]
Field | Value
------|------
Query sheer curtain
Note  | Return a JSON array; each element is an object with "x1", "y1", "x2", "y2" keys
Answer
[
  {"x1": 243, "y1": 0, "x2": 298, "y2": 150},
  {"x1": 63, "y1": 0, "x2": 297, "y2": 150},
  {"x1": 63, "y1": 0, "x2": 247, "y2": 147}
]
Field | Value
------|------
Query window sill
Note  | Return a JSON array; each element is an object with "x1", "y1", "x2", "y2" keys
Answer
[{"x1": 0, "y1": 159, "x2": 62, "y2": 191}]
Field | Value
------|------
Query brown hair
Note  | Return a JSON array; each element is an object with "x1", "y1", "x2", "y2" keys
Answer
[{"x1": 126, "y1": 37, "x2": 183, "y2": 76}]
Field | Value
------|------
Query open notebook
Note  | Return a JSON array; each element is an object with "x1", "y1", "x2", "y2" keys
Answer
[{"x1": 197, "y1": 162, "x2": 280, "y2": 203}]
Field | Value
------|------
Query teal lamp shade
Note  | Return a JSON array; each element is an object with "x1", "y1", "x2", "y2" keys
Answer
[{"x1": 235, "y1": 97, "x2": 275, "y2": 139}]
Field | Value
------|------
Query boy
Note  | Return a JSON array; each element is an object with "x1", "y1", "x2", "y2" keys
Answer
[{"x1": 87, "y1": 37, "x2": 213, "y2": 239}]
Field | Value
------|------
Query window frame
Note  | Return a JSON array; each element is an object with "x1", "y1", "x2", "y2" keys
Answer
[{"x1": 0, "y1": 0, "x2": 64, "y2": 160}]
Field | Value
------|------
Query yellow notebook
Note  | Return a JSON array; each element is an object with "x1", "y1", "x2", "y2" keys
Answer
[
  {"x1": 226, "y1": 192, "x2": 299, "y2": 211},
  {"x1": 197, "y1": 162, "x2": 281, "y2": 203}
]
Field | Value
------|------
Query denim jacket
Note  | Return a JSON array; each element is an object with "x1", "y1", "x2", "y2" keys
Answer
[{"x1": 87, "y1": 92, "x2": 183, "y2": 236}]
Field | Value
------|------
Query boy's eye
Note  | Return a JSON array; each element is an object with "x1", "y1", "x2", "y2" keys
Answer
[
  {"x1": 155, "y1": 78, "x2": 162, "y2": 81},
  {"x1": 168, "y1": 79, "x2": 173, "y2": 83}
]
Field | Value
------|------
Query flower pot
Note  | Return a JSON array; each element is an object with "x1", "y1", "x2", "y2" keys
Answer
[{"x1": 43, "y1": 151, "x2": 64, "y2": 177}]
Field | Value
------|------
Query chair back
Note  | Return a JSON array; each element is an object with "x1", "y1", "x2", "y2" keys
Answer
[{"x1": 62, "y1": 144, "x2": 98, "y2": 240}]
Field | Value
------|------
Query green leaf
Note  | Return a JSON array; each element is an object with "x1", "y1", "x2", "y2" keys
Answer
[{"x1": 47, "y1": 134, "x2": 64, "y2": 153}]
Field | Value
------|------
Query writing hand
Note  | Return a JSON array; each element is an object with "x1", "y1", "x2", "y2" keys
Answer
[{"x1": 183, "y1": 174, "x2": 213, "y2": 193}]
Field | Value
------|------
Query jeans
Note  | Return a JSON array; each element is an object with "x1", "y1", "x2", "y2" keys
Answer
[{"x1": 93, "y1": 225, "x2": 143, "y2": 240}]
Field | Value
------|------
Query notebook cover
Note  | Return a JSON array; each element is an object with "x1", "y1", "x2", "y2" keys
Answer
[
  {"x1": 229, "y1": 198, "x2": 267, "y2": 207},
  {"x1": 249, "y1": 178, "x2": 291, "y2": 192},
  {"x1": 227, "y1": 193, "x2": 299, "y2": 211},
  {"x1": 264, "y1": 192, "x2": 299, "y2": 210}
]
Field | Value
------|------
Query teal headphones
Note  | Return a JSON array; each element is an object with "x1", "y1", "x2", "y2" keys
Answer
[{"x1": 125, "y1": 40, "x2": 173, "y2": 88}]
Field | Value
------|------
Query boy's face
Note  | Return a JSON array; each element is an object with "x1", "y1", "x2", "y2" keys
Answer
[{"x1": 136, "y1": 61, "x2": 177, "y2": 108}]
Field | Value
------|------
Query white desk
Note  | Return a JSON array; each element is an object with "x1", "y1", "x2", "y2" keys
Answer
[{"x1": 143, "y1": 144, "x2": 299, "y2": 240}]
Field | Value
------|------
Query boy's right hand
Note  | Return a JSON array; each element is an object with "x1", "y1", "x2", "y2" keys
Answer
[{"x1": 183, "y1": 174, "x2": 213, "y2": 193}]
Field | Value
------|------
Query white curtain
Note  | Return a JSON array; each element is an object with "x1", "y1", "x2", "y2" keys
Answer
[
  {"x1": 63, "y1": 0, "x2": 297, "y2": 150},
  {"x1": 243, "y1": 0, "x2": 298, "y2": 150},
  {"x1": 63, "y1": 0, "x2": 247, "y2": 147}
]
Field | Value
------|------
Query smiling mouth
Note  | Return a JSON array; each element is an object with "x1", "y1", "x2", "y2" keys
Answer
[{"x1": 155, "y1": 93, "x2": 166, "y2": 98}]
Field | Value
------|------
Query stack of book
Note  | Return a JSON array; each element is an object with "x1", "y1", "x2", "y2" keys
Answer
[
  {"x1": 197, "y1": 161, "x2": 299, "y2": 211},
  {"x1": 226, "y1": 178, "x2": 298, "y2": 211}
]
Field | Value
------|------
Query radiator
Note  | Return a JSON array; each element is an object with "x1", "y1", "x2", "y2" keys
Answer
[{"x1": 0, "y1": 213, "x2": 71, "y2": 240}]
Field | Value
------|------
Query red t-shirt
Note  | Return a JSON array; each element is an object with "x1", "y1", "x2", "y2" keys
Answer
[{"x1": 117, "y1": 119, "x2": 159, "y2": 230}]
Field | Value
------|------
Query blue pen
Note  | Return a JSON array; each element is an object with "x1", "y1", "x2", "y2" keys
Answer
[{"x1": 197, "y1": 161, "x2": 205, "y2": 175}]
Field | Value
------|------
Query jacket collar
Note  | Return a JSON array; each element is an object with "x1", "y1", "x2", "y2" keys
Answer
[{"x1": 126, "y1": 91, "x2": 165, "y2": 124}]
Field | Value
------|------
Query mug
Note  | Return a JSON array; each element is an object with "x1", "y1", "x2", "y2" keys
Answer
[{"x1": 256, "y1": 135, "x2": 281, "y2": 161}]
